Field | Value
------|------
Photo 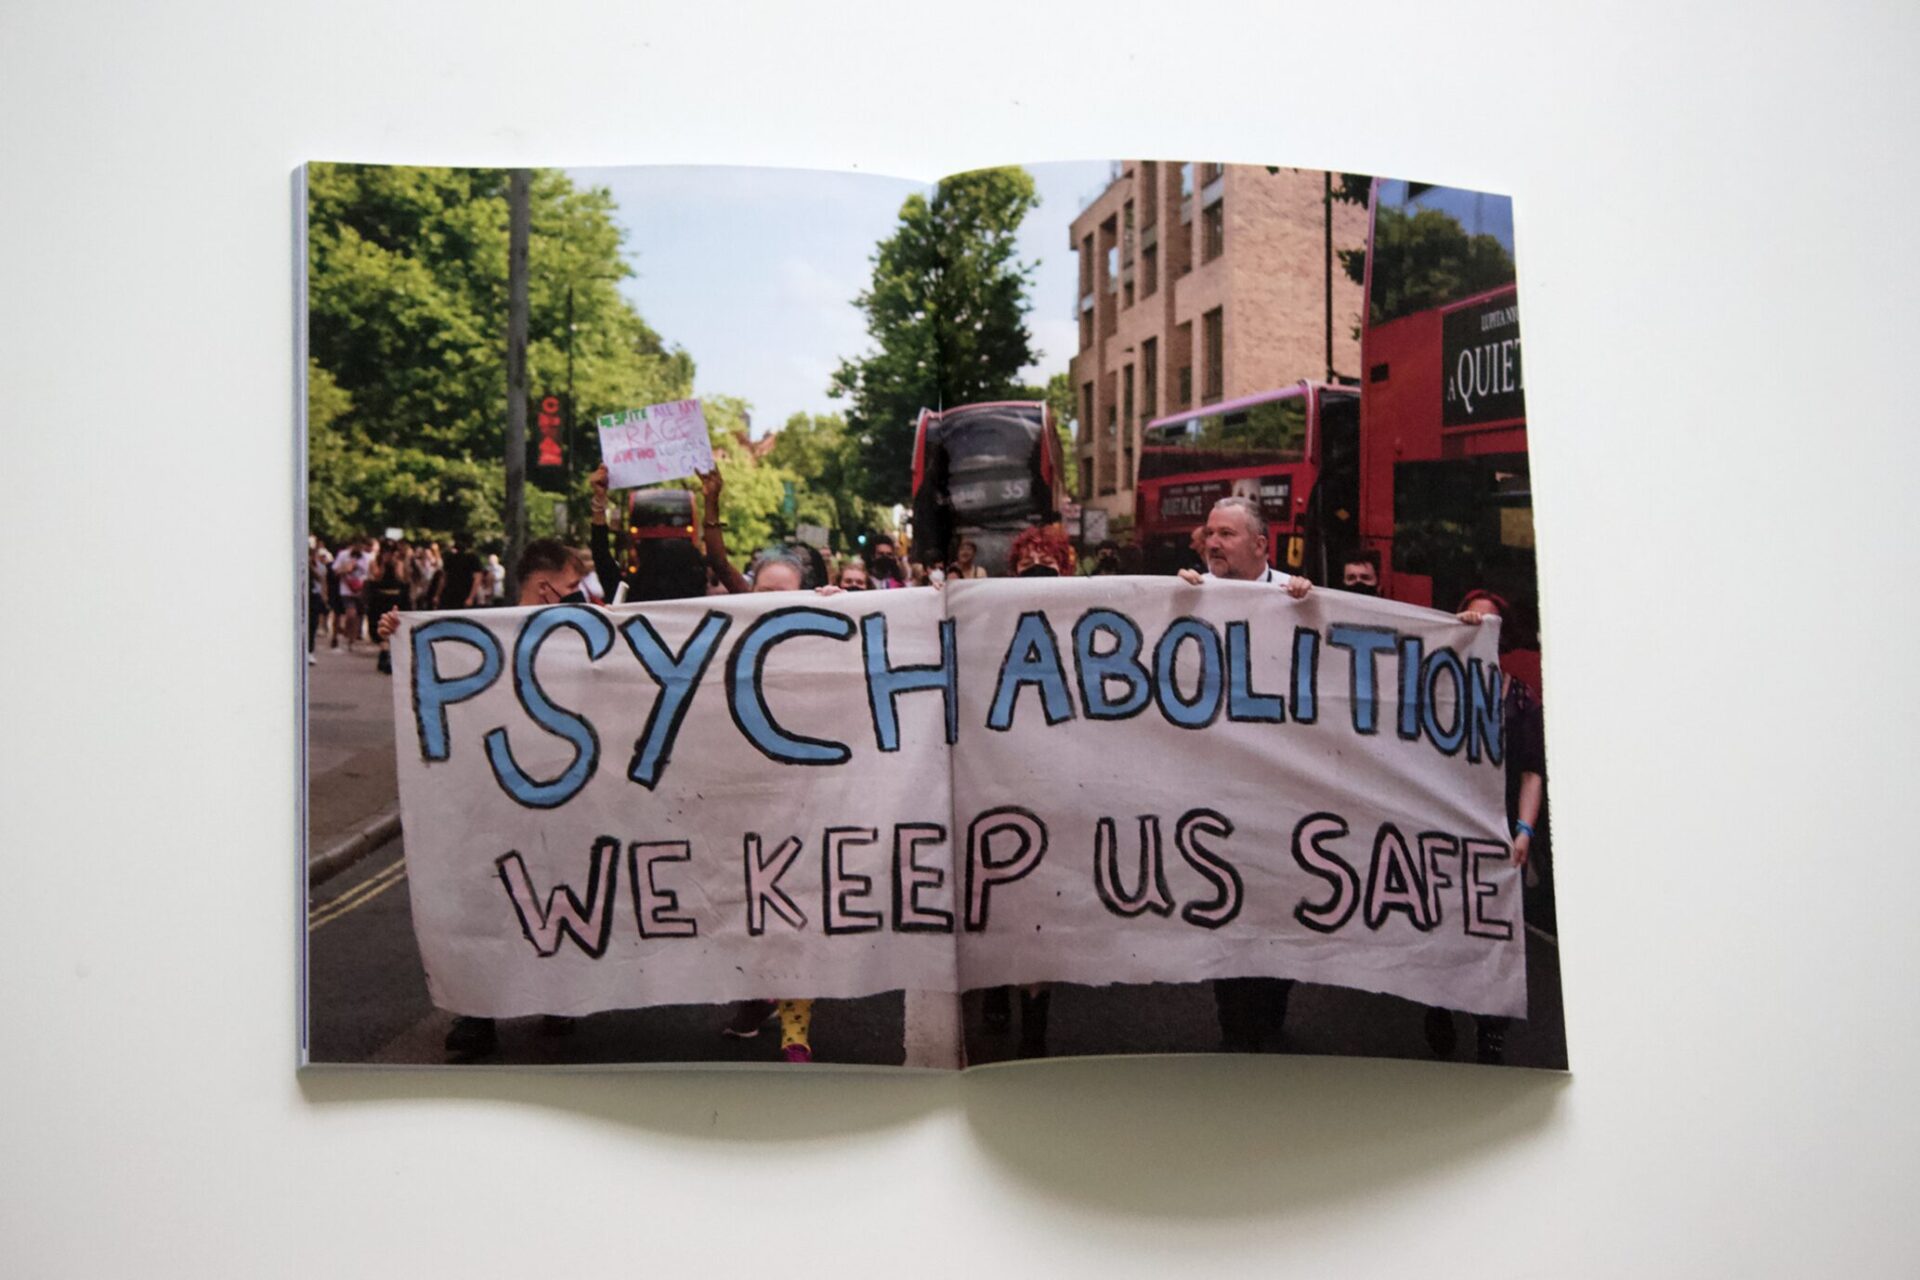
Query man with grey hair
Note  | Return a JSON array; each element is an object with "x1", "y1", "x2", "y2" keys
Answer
[
  {"x1": 1175, "y1": 494, "x2": 1311, "y2": 1051},
  {"x1": 1177, "y1": 495, "x2": 1313, "y2": 597}
]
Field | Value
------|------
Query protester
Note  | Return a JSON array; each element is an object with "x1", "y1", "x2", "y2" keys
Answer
[
  {"x1": 365, "y1": 541, "x2": 413, "y2": 676},
  {"x1": 1340, "y1": 547, "x2": 1382, "y2": 595},
  {"x1": 324, "y1": 540, "x2": 347, "y2": 648},
  {"x1": 336, "y1": 537, "x2": 373, "y2": 649},
  {"x1": 379, "y1": 537, "x2": 589, "y2": 1061},
  {"x1": 1007, "y1": 523, "x2": 1076, "y2": 579},
  {"x1": 435, "y1": 536, "x2": 486, "y2": 611},
  {"x1": 975, "y1": 524, "x2": 1082, "y2": 1056},
  {"x1": 409, "y1": 541, "x2": 441, "y2": 609},
  {"x1": 949, "y1": 539, "x2": 988, "y2": 580},
  {"x1": 1174, "y1": 496, "x2": 1310, "y2": 1050},
  {"x1": 1179, "y1": 523, "x2": 1208, "y2": 575},
  {"x1": 1088, "y1": 539, "x2": 1122, "y2": 576},
  {"x1": 307, "y1": 537, "x2": 333, "y2": 664},
  {"x1": 486, "y1": 552, "x2": 506, "y2": 603},
  {"x1": 867, "y1": 536, "x2": 906, "y2": 589},
  {"x1": 1424, "y1": 589, "x2": 1550, "y2": 1065},
  {"x1": 588, "y1": 465, "x2": 713, "y2": 602},
  {"x1": 748, "y1": 547, "x2": 810, "y2": 593},
  {"x1": 1176, "y1": 497, "x2": 1312, "y2": 597},
  {"x1": 836, "y1": 559, "x2": 871, "y2": 591}
]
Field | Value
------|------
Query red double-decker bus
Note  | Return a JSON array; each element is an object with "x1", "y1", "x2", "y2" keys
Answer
[
  {"x1": 1352, "y1": 178, "x2": 1536, "y2": 683},
  {"x1": 1134, "y1": 381, "x2": 1359, "y2": 579}
]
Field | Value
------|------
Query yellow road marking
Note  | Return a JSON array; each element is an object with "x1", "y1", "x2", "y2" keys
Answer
[{"x1": 308, "y1": 859, "x2": 408, "y2": 931}]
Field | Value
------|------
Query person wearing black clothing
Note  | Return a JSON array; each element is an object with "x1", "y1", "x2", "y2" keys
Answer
[
  {"x1": 436, "y1": 539, "x2": 484, "y2": 611},
  {"x1": 587, "y1": 466, "x2": 715, "y2": 602},
  {"x1": 1423, "y1": 589, "x2": 1548, "y2": 1065},
  {"x1": 365, "y1": 542, "x2": 412, "y2": 675}
]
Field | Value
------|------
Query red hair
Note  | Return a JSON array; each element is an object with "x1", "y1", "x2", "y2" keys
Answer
[
  {"x1": 1007, "y1": 524, "x2": 1077, "y2": 576},
  {"x1": 1457, "y1": 589, "x2": 1518, "y2": 654}
]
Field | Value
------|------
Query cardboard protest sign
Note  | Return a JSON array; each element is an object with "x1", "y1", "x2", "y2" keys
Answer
[
  {"x1": 391, "y1": 579, "x2": 1523, "y2": 1025},
  {"x1": 595, "y1": 398, "x2": 714, "y2": 489}
]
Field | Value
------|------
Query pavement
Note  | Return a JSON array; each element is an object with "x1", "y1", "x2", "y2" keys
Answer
[{"x1": 304, "y1": 633, "x2": 400, "y2": 884}]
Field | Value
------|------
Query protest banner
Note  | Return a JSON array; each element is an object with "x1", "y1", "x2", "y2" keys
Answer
[
  {"x1": 595, "y1": 398, "x2": 715, "y2": 489},
  {"x1": 390, "y1": 579, "x2": 1524, "y2": 1025}
]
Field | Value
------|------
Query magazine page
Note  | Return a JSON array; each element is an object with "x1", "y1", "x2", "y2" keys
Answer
[
  {"x1": 301, "y1": 162, "x2": 965, "y2": 1069},
  {"x1": 385, "y1": 587, "x2": 962, "y2": 1060},
  {"x1": 944, "y1": 576, "x2": 1527, "y2": 1065},
  {"x1": 930, "y1": 161, "x2": 1561, "y2": 1069}
]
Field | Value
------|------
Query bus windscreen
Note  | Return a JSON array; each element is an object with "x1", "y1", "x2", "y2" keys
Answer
[
  {"x1": 1138, "y1": 393, "x2": 1308, "y2": 482},
  {"x1": 628, "y1": 487, "x2": 694, "y2": 537}
]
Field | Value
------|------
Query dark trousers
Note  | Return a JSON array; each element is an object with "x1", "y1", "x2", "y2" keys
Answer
[{"x1": 1214, "y1": 977, "x2": 1294, "y2": 1053}]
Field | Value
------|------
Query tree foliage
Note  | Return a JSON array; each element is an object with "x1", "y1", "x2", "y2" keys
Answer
[
  {"x1": 306, "y1": 163, "x2": 693, "y2": 544},
  {"x1": 1334, "y1": 179, "x2": 1514, "y2": 327},
  {"x1": 830, "y1": 167, "x2": 1040, "y2": 508},
  {"x1": 761, "y1": 411, "x2": 883, "y2": 548}
]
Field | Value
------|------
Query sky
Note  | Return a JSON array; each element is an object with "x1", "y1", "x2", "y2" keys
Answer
[{"x1": 568, "y1": 160, "x2": 1115, "y2": 438}]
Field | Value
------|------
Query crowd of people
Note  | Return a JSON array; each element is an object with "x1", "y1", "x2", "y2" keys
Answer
[
  {"x1": 308, "y1": 533, "x2": 501, "y2": 672},
  {"x1": 334, "y1": 478, "x2": 1549, "y2": 1067}
]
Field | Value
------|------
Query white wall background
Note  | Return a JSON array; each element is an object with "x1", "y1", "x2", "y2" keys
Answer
[{"x1": 2, "y1": 1, "x2": 1916, "y2": 1274}]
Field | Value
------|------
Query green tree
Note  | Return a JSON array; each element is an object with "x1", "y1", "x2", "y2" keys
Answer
[
  {"x1": 698, "y1": 396, "x2": 794, "y2": 562},
  {"x1": 762, "y1": 410, "x2": 880, "y2": 548},
  {"x1": 306, "y1": 163, "x2": 693, "y2": 544},
  {"x1": 830, "y1": 167, "x2": 1040, "y2": 508},
  {"x1": 1333, "y1": 180, "x2": 1514, "y2": 328}
]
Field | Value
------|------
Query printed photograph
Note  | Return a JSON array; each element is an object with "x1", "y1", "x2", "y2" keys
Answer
[{"x1": 300, "y1": 160, "x2": 1562, "y2": 1071}]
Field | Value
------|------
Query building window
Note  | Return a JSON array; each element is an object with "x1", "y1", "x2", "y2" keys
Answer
[
  {"x1": 1100, "y1": 404, "x2": 1118, "y2": 497},
  {"x1": 1202, "y1": 200, "x2": 1224, "y2": 262},
  {"x1": 1122, "y1": 364, "x2": 1135, "y2": 487},
  {"x1": 1142, "y1": 245, "x2": 1157, "y2": 297},
  {"x1": 1178, "y1": 365, "x2": 1193, "y2": 407},
  {"x1": 1203, "y1": 307, "x2": 1224, "y2": 403},
  {"x1": 1179, "y1": 162, "x2": 1194, "y2": 198},
  {"x1": 1142, "y1": 338, "x2": 1158, "y2": 421},
  {"x1": 1105, "y1": 244, "x2": 1118, "y2": 289},
  {"x1": 1202, "y1": 161, "x2": 1225, "y2": 185}
]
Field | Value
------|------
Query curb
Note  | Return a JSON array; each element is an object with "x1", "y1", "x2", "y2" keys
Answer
[{"x1": 309, "y1": 810, "x2": 402, "y2": 887}]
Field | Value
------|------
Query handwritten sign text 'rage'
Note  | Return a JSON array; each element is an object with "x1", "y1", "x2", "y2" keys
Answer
[{"x1": 596, "y1": 398, "x2": 714, "y2": 489}]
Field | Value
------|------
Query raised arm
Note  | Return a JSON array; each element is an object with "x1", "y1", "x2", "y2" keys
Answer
[
  {"x1": 587, "y1": 465, "x2": 624, "y2": 598},
  {"x1": 699, "y1": 469, "x2": 750, "y2": 595}
]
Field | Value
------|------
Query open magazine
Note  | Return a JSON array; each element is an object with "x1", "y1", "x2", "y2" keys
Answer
[{"x1": 299, "y1": 159, "x2": 1562, "y2": 1071}]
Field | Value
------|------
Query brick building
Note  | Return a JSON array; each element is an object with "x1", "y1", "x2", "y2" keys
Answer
[{"x1": 1066, "y1": 162, "x2": 1368, "y2": 523}]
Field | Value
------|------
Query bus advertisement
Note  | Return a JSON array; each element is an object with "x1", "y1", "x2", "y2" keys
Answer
[{"x1": 1355, "y1": 178, "x2": 1535, "y2": 684}]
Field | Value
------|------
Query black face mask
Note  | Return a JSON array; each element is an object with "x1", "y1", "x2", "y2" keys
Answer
[
  {"x1": 561, "y1": 589, "x2": 587, "y2": 604},
  {"x1": 1017, "y1": 564, "x2": 1061, "y2": 579},
  {"x1": 870, "y1": 556, "x2": 899, "y2": 578},
  {"x1": 1344, "y1": 582, "x2": 1378, "y2": 597}
]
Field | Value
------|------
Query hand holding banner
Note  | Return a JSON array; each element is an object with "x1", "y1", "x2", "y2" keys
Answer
[{"x1": 390, "y1": 580, "x2": 1525, "y2": 1023}]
